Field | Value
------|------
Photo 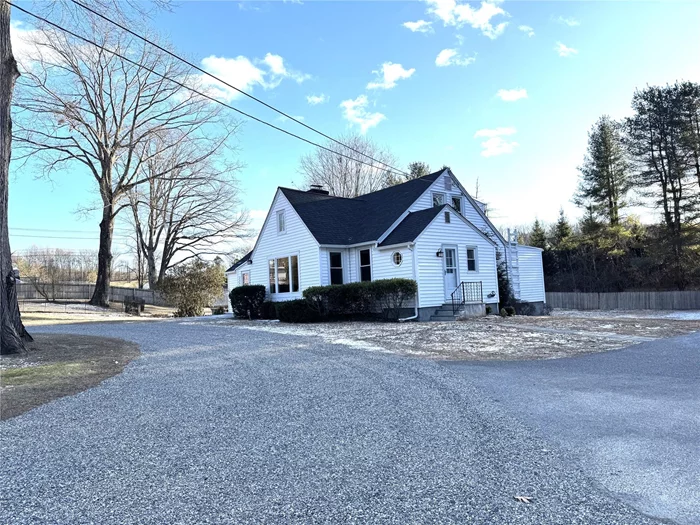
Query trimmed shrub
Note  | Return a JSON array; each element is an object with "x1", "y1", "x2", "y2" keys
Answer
[
  {"x1": 229, "y1": 285, "x2": 266, "y2": 319},
  {"x1": 261, "y1": 300, "x2": 278, "y2": 320},
  {"x1": 514, "y1": 300, "x2": 534, "y2": 316},
  {"x1": 372, "y1": 278, "x2": 418, "y2": 321},
  {"x1": 276, "y1": 299, "x2": 322, "y2": 323},
  {"x1": 504, "y1": 306, "x2": 516, "y2": 316},
  {"x1": 500, "y1": 307, "x2": 508, "y2": 317},
  {"x1": 485, "y1": 306, "x2": 492, "y2": 315},
  {"x1": 301, "y1": 278, "x2": 417, "y2": 322},
  {"x1": 211, "y1": 306, "x2": 227, "y2": 315}
]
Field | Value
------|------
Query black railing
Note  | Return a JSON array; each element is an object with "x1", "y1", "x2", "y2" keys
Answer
[{"x1": 451, "y1": 281, "x2": 483, "y2": 314}]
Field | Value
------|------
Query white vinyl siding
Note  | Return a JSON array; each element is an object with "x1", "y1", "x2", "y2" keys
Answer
[
  {"x1": 249, "y1": 191, "x2": 320, "y2": 301},
  {"x1": 516, "y1": 245, "x2": 546, "y2": 302},
  {"x1": 414, "y1": 213, "x2": 498, "y2": 308}
]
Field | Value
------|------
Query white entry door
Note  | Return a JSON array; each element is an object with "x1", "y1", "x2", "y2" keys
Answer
[{"x1": 443, "y1": 246, "x2": 458, "y2": 300}]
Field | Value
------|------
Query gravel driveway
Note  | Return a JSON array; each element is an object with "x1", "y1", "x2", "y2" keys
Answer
[{"x1": 0, "y1": 318, "x2": 670, "y2": 524}]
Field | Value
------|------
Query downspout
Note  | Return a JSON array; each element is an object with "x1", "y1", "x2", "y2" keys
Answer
[{"x1": 399, "y1": 243, "x2": 419, "y2": 322}]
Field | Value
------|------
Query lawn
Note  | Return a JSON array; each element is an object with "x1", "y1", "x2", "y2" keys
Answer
[{"x1": 0, "y1": 334, "x2": 139, "y2": 420}]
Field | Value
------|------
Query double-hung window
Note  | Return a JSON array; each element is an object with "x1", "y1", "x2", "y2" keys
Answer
[
  {"x1": 269, "y1": 255, "x2": 299, "y2": 293},
  {"x1": 359, "y1": 249, "x2": 372, "y2": 282},
  {"x1": 330, "y1": 252, "x2": 343, "y2": 285},
  {"x1": 466, "y1": 247, "x2": 477, "y2": 272}
]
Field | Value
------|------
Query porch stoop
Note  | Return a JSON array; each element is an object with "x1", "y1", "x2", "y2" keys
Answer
[{"x1": 429, "y1": 303, "x2": 486, "y2": 322}]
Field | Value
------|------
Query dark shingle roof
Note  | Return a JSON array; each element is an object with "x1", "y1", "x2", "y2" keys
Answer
[
  {"x1": 378, "y1": 206, "x2": 444, "y2": 247},
  {"x1": 280, "y1": 170, "x2": 443, "y2": 245},
  {"x1": 226, "y1": 251, "x2": 252, "y2": 273}
]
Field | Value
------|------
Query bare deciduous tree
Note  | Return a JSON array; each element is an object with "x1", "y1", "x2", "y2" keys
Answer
[
  {"x1": 126, "y1": 132, "x2": 249, "y2": 289},
  {"x1": 13, "y1": 16, "x2": 230, "y2": 307},
  {"x1": 298, "y1": 133, "x2": 398, "y2": 198}
]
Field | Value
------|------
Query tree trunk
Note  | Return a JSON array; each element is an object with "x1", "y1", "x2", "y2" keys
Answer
[
  {"x1": 147, "y1": 247, "x2": 158, "y2": 290},
  {"x1": 89, "y1": 204, "x2": 114, "y2": 307},
  {"x1": 1, "y1": 1, "x2": 30, "y2": 355}
]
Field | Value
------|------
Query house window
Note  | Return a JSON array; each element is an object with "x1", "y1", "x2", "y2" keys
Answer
[
  {"x1": 360, "y1": 249, "x2": 372, "y2": 281},
  {"x1": 444, "y1": 176, "x2": 452, "y2": 191},
  {"x1": 242, "y1": 272, "x2": 250, "y2": 285},
  {"x1": 451, "y1": 195, "x2": 462, "y2": 213},
  {"x1": 445, "y1": 211, "x2": 451, "y2": 223},
  {"x1": 277, "y1": 257, "x2": 290, "y2": 293},
  {"x1": 432, "y1": 192, "x2": 445, "y2": 207},
  {"x1": 330, "y1": 252, "x2": 343, "y2": 285},
  {"x1": 277, "y1": 210, "x2": 286, "y2": 233},
  {"x1": 291, "y1": 256, "x2": 299, "y2": 292},
  {"x1": 392, "y1": 252, "x2": 403, "y2": 266},
  {"x1": 268, "y1": 259, "x2": 276, "y2": 293},
  {"x1": 269, "y1": 255, "x2": 300, "y2": 293},
  {"x1": 466, "y1": 247, "x2": 477, "y2": 272}
]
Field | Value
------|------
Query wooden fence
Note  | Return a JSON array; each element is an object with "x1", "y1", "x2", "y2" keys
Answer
[
  {"x1": 16, "y1": 282, "x2": 167, "y2": 306},
  {"x1": 546, "y1": 291, "x2": 700, "y2": 311}
]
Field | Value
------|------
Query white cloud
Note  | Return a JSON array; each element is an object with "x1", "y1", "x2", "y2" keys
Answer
[
  {"x1": 474, "y1": 127, "x2": 517, "y2": 138},
  {"x1": 199, "y1": 52, "x2": 308, "y2": 101},
  {"x1": 555, "y1": 42, "x2": 578, "y2": 57},
  {"x1": 306, "y1": 94, "x2": 329, "y2": 105},
  {"x1": 366, "y1": 62, "x2": 416, "y2": 90},
  {"x1": 496, "y1": 88, "x2": 528, "y2": 102},
  {"x1": 556, "y1": 16, "x2": 580, "y2": 27},
  {"x1": 518, "y1": 25, "x2": 535, "y2": 37},
  {"x1": 474, "y1": 127, "x2": 518, "y2": 157},
  {"x1": 403, "y1": 20, "x2": 433, "y2": 33},
  {"x1": 435, "y1": 48, "x2": 476, "y2": 67},
  {"x1": 426, "y1": 0, "x2": 509, "y2": 39},
  {"x1": 340, "y1": 95, "x2": 386, "y2": 134},
  {"x1": 10, "y1": 20, "x2": 63, "y2": 71}
]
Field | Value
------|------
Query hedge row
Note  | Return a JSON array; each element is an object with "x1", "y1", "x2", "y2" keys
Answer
[{"x1": 230, "y1": 279, "x2": 417, "y2": 323}]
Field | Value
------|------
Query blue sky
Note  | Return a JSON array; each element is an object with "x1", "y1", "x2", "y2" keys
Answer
[{"x1": 8, "y1": 0, "x2": 700, "y2": 257}]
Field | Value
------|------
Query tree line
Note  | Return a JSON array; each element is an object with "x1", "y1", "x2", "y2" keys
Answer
[{"x1": 520, "y1": 82, "x2": 700, "y2": 292}]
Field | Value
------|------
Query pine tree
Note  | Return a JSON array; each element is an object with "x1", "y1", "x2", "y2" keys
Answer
[
  {"x1": 575, "y1": 115, "x2": 632, "y2": 226},
  {"x1": 552, "y1": 208, "x2": 572, "y2": 249},
  {"x1": 529, "y1": 219, "x2": 547, "y2": 249}
]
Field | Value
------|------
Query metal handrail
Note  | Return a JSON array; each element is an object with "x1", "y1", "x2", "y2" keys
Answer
[{"x1": 451, "y1": 281, "x2": 483, "y2": 314}]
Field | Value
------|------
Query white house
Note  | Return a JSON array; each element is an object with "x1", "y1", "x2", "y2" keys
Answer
[{"x1": 227, "y1": 169, "x2": 545, "y2": 321}]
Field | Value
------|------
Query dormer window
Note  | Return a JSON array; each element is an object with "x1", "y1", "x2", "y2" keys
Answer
[
  {"x1": 432, "y1": 192, "x2": 445, "y2": 207},
  {"x1": 277, "y1": 210, "x2": 286, "y2": 233}
]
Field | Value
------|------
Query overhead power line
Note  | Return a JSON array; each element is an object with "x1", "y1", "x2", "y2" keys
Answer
[
  {"x1": 68, "y1": 0, "x2": 407, "y2": 177},
  {"x1": 8, "y1": 2, "x2": 407, "y2": 178}
]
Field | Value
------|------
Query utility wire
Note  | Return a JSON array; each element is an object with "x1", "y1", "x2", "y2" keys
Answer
[
  {"x1": 68, "y1": 0, "x2": 407, "y2": 177},
  {"x1": 9, "y1": 2, "x2": 407, "y2": 178}
]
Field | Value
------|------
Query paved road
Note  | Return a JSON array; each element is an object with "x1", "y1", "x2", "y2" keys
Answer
[
  {"x1": 446, "y1": 331, "x2": 700, "y2": 525},
  {"x1": 0, "y1": 319, "x2": 694, "y2": 524}
]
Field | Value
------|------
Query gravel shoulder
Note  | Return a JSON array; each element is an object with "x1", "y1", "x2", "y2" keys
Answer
[{"x1": 0, "y1": 319, "x2": 662, "y2": 524}]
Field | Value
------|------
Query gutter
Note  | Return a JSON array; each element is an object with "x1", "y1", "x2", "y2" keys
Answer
[{"x1": 399, "y1": 243, "x2": 419, "y2": 322}]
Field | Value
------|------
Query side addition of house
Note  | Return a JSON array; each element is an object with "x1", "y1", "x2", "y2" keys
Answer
[{"x1": 227, "y1": 169, "x2": 546, "y2": 321}]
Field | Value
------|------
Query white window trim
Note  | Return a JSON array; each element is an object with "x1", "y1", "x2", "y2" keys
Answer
[
  {"x1": 392, "y1": 251, "x2": 403, "y2": 267},
  {"x1": 465, "y1": 246, "x2": 479, "y2": 273},
  {"x1": 358, "y1": 248, "x2": 372, "y2": 282},
  {"x1": 329, "y1": 251, "x2": 344, "y2": 285},
  {"x1": 451, "y1": 195, "x2": 463, "y2": 214},
  {"x1": 277, "y1": 210, "x2": 286, "y2": 234},
  {"x1": 268, "y1": 253, "x2": 300, "y2": 294},
  {"x1": 241, "y1": 271, "x2": 250, "y2": 286},
  {"x1": 432, "y1": 192, "x2": 446, "y2": 207}
]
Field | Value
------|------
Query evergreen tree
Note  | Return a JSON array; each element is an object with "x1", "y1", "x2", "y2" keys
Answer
[
  {"x1": 529, "y1": 219, "x2": 547, "y2": 249},
  {"x1": 575, "y1": 115, "x2": 632, "y2": 225},
  {"x1": 552, "y1": 208, "x2": 573, "y2": 249}
]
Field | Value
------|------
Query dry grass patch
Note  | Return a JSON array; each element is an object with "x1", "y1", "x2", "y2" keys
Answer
[{"x1": 1, "y1": 334, "x2": 139, "y2": 420}]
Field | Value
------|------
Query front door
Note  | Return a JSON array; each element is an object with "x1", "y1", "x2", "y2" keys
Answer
[{"x1": 443, "y1": 246, "x2": 458, "y2": 300}]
